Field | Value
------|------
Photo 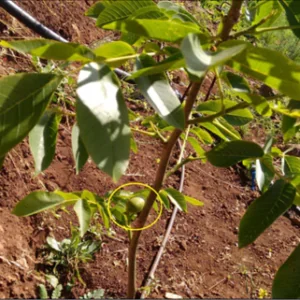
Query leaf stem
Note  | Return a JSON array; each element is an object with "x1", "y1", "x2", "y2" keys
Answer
[
  {"x1": 127, "y1": 81, "x2": 203, "y2": 298},
  {"x1": 230, "y1": 10, "x2": 276, "y2": 39},
  {"x1": 165, "y1": 156, "x2": 204, "y2": 179},
  {"x1": 188, "y1": 102, "x2": 250, "y2": 125}
]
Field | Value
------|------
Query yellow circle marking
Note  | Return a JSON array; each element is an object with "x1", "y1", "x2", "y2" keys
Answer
[{"x1": 107, "y1": 182, "x2": 163, "y2": 231}]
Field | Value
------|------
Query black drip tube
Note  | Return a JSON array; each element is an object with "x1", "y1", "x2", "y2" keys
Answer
[{"x1": 0, "y1": 0, "x2": 131, "y2": 79}]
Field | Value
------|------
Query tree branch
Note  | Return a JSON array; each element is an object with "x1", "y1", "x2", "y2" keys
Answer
[
  {"x1": 127, "y1": 81, "x2": 203, "y2": 298},
  {"x1": 219, "y1": 0, "x2": 243, "y2": 41}
]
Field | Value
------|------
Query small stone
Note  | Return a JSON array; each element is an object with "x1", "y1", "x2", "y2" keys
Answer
[{"x1": 165, "y1": 292, "x2": 183, "y2": 299}]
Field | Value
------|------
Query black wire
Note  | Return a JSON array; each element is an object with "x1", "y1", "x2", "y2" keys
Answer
[{"x1": 0, "y1": 0, "x2": 133, "y2": 82}]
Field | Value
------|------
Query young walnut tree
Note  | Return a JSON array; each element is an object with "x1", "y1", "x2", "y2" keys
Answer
[{"x1": 0, "y1": 0, "x2": 299, "y2": 298}]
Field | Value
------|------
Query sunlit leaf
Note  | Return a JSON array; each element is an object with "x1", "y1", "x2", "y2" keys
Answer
[
  {"x1": 196, "y1": 99, "x2": 253, "y2": 125},
  {"x1": 187, "y1": 136, "x2": 205, "y2": 156},
  {"x1": 135, "y1": 55, "x2": 185, "y2": 129},
  {"x1": 234, "y1": 92, "x2": 272, "y2": 117},
  {"x1": 0, "y1": 73, "x2": 62, "y2": 158},
  {"x1": 157, "y1": 1, "x2": 200, "y2": 25},
  {"x1": 0, "y1": 39, "x2": 95, "y2": 62},
  {"x1": 253, "y1": 0, "x2": 283, "y2": 28},
  {"x1": 103, "y1": 19, "x2": 204, "y2": 43},
  {"x1": 74, "y1": 199, "x2": 92, "y2": 237},
  {"x1": 256, "y1": 154, "x2": 275, "y2": 192},
  {"x1": 164, "y1": 188, "x2": 187, "y2": 212},
  {"x1": 221, "y1": 40, "x2": 300, "y2": 100},
  {"x1": 279, "y1": 0, "x2": 300, "y2": 39},
  {"x1": 181, "y1": 33, "x2": 247, "y2": 79},
  {"x1": 184, "y1": 195, "x2": 204, "y2": 206},
  {"x1": 76, "y1": 63, "x2": 131, "y2": 181},
  {"x1": 13, "y1": 192, "x2": 64, "y2": 216}
]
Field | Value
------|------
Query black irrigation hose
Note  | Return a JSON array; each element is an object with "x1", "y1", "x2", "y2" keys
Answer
[
  {"x1": 0, "y1": 0, "x2": 131, "y2": 80},
  {"x1": 0, "y1": 1, "x2": 188, "y2": 297}
]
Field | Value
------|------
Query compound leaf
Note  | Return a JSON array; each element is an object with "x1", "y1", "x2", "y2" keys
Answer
[{"x1": 239, "y1": 180, "x2": 296, "y2": 248}]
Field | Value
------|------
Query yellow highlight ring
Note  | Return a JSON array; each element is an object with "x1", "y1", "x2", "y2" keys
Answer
[{"x1": 107, "y1": 182, "x2": 163, "y2": 231}]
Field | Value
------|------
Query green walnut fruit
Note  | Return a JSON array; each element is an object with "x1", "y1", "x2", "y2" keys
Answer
[{"x1": 126, "y1": 197, "x2": 145, "y2": 214}]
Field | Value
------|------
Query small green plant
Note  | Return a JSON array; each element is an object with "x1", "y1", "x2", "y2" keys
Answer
[
  {"x1": 38, "y1": 275, "x2": 63, "y2": 299},
  {"x1": 40, "y1": 226, "x2": 101, "y2": 286},
  {"x1": 80, "y1": 289, "x2": 106, "y2": 299}
]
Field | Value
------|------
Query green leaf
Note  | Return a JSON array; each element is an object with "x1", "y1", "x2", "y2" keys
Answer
[
  {"x1": 92, "y1": 0, "x2": 157, "y2": 26},
  {"x1": 213, "y1": 118, "x2": 241, "y2": 140},
  {"x1": 158, "y1": 190, "x2": 170, "y2": 210},
  {"x1": 129, "y1": 52, "x2": 185, "y2": 79},
  {"x1": 206, "y1": 140, "x2": 264, "y2": 167},
  {"x1": 103, "y1": 19, "x2": 204, "y2": 43},
  {"x1": 235, "y1": 92, "x2": 272, "y2": 117},
  {"x1": 92, "y1": 41, "x2": 135, "y2": 67},
  {"x1": 95, "y1": 196, "x2": 110, "y2": 229},
  {"x1": 273, "y1": 242, "x2": 300, "y2": 298},
  {"x1": 256, "y1": 154, "x2": 275, "y2": 192},
  {"x1": 279, "y1": 0, "x2": 300, "y2": 39},
  {"x1": 190, "y1": 127, "x2": 213, "y2": 144},
  {"x1": 74, "y1": 199, "x2": 92, "y2": 237},
  {"x1": 51, "y1": 284, "x2": 63, "y2": 299},
  {"x1": 184, "y1": 195, "x2": 204, "y2": 206},
  {"x1": 164, "y1": 188, "x2": 187, "y2": 212},
  {"x1": 46, "y1": 236, "x2": 61, "y2": 251},
  {"x1": 271, "y1": 99, "x2": 300, "y2": 118},
  {"x1": 0, "y1": 39, "x2": 95, "y2": 62},
  {"x1": 29, "y1": 112, "x2": 60, "y2": 174},
  {"x1": 200, "y1": 122, "x2": 229, "y2": 141},
  {"x1": 181, "y1": 33, "x2": 248, "y2": 79},
  {"x1": 187, "y1": 136, "x2": 205, "y2": 157},
  {"x1": 221, "y1": 41, "x2": 300, "y2": 100},
  {"x1": 294, "y1": 193, "x2": 300, "y2": 205},
  {"x1": 38, "y1": 284, "x2": 49, "y2": 299},
  {"x1": 130, "y1": 134, "x2": 138, "y2": 154},
  {"x1": 71, "y1": 124, "x2": 88, "y2": 174},
  {"x1": 120, "y1": 32, "x2": 141, "y2": 45},
  {"x1": 135, "y1": 55, "x2": 185, "y2": 130},
  {"x1": 76, "y1": 63, "x2": 131, "y2": 182},
  {"x1": 196, "y1": 99, "x2": 253, "y2": 125},
  {"x1": 282, "y1": 155, "x2": 300, "y2": 179},
  {"x1": 13, "y1": 191, "x2": 64, "y2": 217},
  {"x1": 239, "y1": 180, "x2": 296, "y2": 248},
  {"x1": 222, "y1": 72, "x2": 251, "y2": 93},
  {"x1": 253, "y1": 0, "x2": 283, "y2": 28},
  {"x1": 282, "y1": 115, "x2": 298, "y2": 142},
  {"x1": 157, "y1": 1, "x2": 200, "y2": 25},
  {"x1": 45, "y1": 274, "x2": 59, "y2": 289},
  {"x1": 0, "y1": 74, "x2": 62, "y2": 158}
]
